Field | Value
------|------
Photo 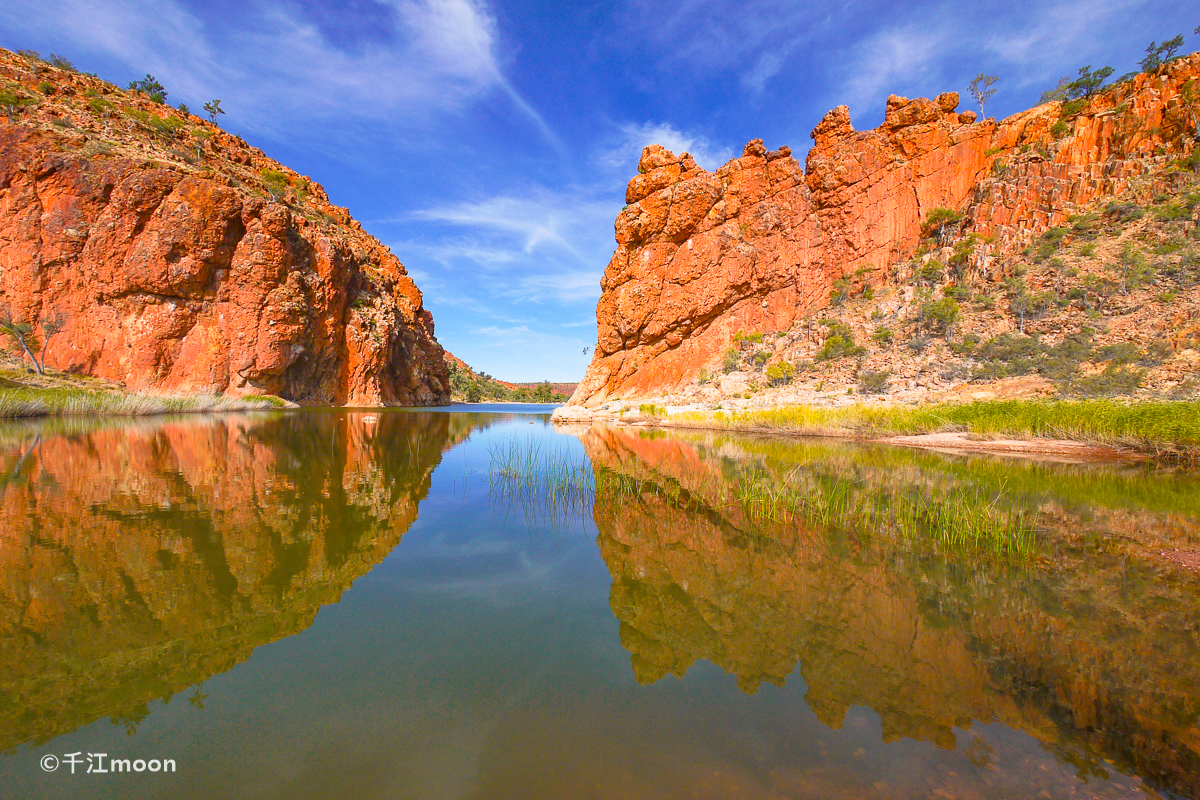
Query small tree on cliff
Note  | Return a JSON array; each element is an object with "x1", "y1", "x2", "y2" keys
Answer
[
  {"x1": 0, "y1": 89, "x2": 35, "y2": 123},
  {"x1": 968, "y1": 73, "x2": 998, "y2": 117},
  {"x1": 203, "y1": 99, "x2": 225, "y2": 126},
  {"x1": 127, "y1": 74, "x2": 168, "y2": 103},
  {"x1": 1140, "y1": 35, "x2": 1185, "y2": 73},
  {"x1": 923, "y1": 207, "x2": 962, "y2": 246},
  {"x1": 0, "y1": 309, "x2": 67, "y2": 375}
]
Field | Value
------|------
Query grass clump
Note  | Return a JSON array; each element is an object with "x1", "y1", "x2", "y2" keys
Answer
[
  {"x1": 487, "y1": 438, "x2": 595, "y2": 532},
  {"x1": 679, "y1": 399, "x2": 1200, "y2": 458},
  {"x1": 0, "y1": 386, "x2": 282, "y2": 417}
]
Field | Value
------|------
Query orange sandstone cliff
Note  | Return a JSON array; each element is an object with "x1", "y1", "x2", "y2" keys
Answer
[
  {"x1": 0, "y1": 49, "x2": 448, "y2": 405},
  {"x1": 570, "y1": 53, "x2": 1200, "y2": 405}
]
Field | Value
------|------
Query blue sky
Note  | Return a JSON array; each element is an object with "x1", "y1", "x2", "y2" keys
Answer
[{"x1": 1, "y1": 0, "x2": 1194, "y2": 381}]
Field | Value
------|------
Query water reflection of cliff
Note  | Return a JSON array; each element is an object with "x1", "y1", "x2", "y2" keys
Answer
[
  {"x1": 579, "y1": 425, "x2": 1200, "y2": 799},
  {"x1": 0, "y1": 411, "x2": 479, "y2": 752}
]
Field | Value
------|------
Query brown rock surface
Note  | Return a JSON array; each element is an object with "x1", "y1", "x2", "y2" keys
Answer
[
  {"x1": 571, "y1": 53, "x2": 1200, "y2": 405},
  {"x1": 0, "y1": 49, "x2": 448, "y2": 405}
]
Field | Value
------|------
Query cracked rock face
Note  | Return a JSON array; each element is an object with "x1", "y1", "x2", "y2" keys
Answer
[
  {"x1": 570, "y1": 55, "x2": 1200, "y2": 406},
  {"x1": 0, "y1": 50, "x2": 448, "y2": 405}
]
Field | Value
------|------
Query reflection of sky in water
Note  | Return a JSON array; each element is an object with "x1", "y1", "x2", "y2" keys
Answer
[{"x1": 0, "y1": 411, "x2": 1193, "y2": 799}]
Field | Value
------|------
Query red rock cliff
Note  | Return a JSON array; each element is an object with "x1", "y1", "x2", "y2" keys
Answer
[
  {"x1": 0, "y1": 49, "x2": 449, "y2": 405},
  {"x1": 571, "y1": 53, "x2": 1200, "y2": 405}
]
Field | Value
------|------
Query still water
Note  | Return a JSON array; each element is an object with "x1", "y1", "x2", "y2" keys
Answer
[{"x1": 0, "y1": 407, "x2": 1198, "y2": 799}]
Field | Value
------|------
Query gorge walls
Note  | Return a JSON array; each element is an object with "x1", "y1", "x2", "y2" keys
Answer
[
  {"x1": 0, "y1": 49, "x2": 449, "y2": 405},
  {"x1": 570, "y1": 53, "x2": 1200, "y2": 405}
]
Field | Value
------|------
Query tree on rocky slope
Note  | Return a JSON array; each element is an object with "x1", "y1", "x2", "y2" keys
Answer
[
  {"x1": 0, "y1": 309, "x2": 66, "y2": 375},
  {"x1": 1141, "y1": 35, "x2": 1185, "y2": 73},
  {"x1": 968, "y1": 73, "x2": 997, "y2": 117},
  {"x1": 0, "y1": 89, "x2": 34, "y2": 123},
  {"x1": 128, "y1": 74, "x2": 167, "y2": 103},
  {"x1": 203, "y1": 99, "x2": 225, "y2": 126}
]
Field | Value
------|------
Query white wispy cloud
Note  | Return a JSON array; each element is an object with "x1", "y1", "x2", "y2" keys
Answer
[
  {"x1": 602, "y1": 121, "x2": 735, "y2": 172},
  {"x1": 838, "y1": 23, "x2": 949, "y2": 113},
  {"x1": 406, "y1": 186, "x2": 616, "y2": 303},
  {"x1": 0, "y1": 0, "x2": 558, "y2": 144},
  {"x1": 412, "y1": 193, "x2": 608, "y2": 257}
]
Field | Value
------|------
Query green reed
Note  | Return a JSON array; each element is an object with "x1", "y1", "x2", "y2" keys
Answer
[
  {"x1": 684, "y1": 399, "x2": 1200, "y2": 458},
  {"x1": 595, "y1": 454, "x2": 1038, "y2": 562},
  {"x1": 487, "y1": 438, "x2": 596, "y2": 532}
]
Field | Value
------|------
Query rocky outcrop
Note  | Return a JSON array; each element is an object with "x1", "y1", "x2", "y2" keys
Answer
[
  {"x1": 571, "y1": 53, "x2": 1200, "y2": 405},
  {"x1": 0, "y1": 49, "x2": 448, "y2": 405}
]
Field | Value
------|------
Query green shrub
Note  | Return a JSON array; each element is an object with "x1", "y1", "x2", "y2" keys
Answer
[
  {"x1": 919, "y1": 297, "x2": 960, "y2": 335},
  {"x1": 1031, "y1": 226, "x2": 1069, "y2": 261},
  {"x1": 1175, "y1": 150, "x2": 1200, "y2": 173},
  {"x1": 816, "y1": 321, "x2": 864, "y2": 360},
  {"x1": 765, "y1": 361, "x2": 795, "y2": 386},
  {"x1": 752, "y1": 350, "x2": 770, "y2": 366},
  {"x1": 36, "y1": 81, "x2": 55, "y2": 95},
  {"x1": 1155, "y1": 202, "x2": 1191, "y2": 222},
  {"x1": 923, "y1": 207, "x2": 962, "y2": 242},
  {"x1": 1094, "y1": 342, "x2": 1141, "y2": 365},
  {"x1": 1069, "y1": 212, "x2": 1100, "y2": 238},
  {"x1": 857, "y1": 370, "x2": 891, "y2": 394},
  {"x1": 872, "y1": 326, "x2": 893, "y2": 346},
  {"x1": 817, "y1": 336, "x2": 864, "y2": 360},
  {"x1": 1049, "y1": 119, "x2": 1070, "y2": 139},
  {"x1": 973, "y1": 334, "x2": 1043, "y2": 379},
  {"x1": 1105, "y1": 201, "x2": 1144, "y2": 223},
  {"x1": 638, "y1": 403, "x2": 667, "y2": 417},
  {"x1": 829, "y1": 278, "x2": 851, "y2": 305},
  {"x1": 917, "y1": 261, "x2": 943, "y2": 286},
  {"x1": 1067, "y1": 365, "x2": 1144, "y2": 397},
  {"x1": 124, "y1": 108, "x2": 186, "y2": 139},
  {"x1": 906, "y1": 335, "x2": 930, "y2": 353},
  {"x1": 949, "y1": 333, "x2": 980, "y2": 355},
  {"x1": 722, "y1": 348, "x2": 740, "y2": 373},
  {"x1": 260, "y1": 169, "x2": 295, "y2": 201}
]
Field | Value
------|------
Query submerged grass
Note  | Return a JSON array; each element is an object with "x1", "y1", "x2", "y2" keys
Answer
[
  {"x1": 608, "y1": 460, "x2": 1037, "y2": 561},
  {"x1": 487, "y1": 438, "x2": 595, "y2": 533},
  {"x1": 0, "y1": 386, "x2": 284, "y2": 417},
  {"x1": 676, "y1": 400, "x2": 1200, "y2": 457},
  {"x1": 493, "y1": 435, "x2": 1037, "y2": 561}
]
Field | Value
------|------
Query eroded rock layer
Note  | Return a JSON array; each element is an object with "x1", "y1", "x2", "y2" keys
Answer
[
  {"x1": 0, "y1": 49, "x2": 448, "y2": 405},
  {"x1": 571, "y1": 53, "x2": 1200, "y2": 404}
]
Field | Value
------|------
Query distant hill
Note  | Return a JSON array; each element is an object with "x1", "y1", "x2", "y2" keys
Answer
[{"x1": 443, "y1": 352, "x2": 575, "y2": 402}]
